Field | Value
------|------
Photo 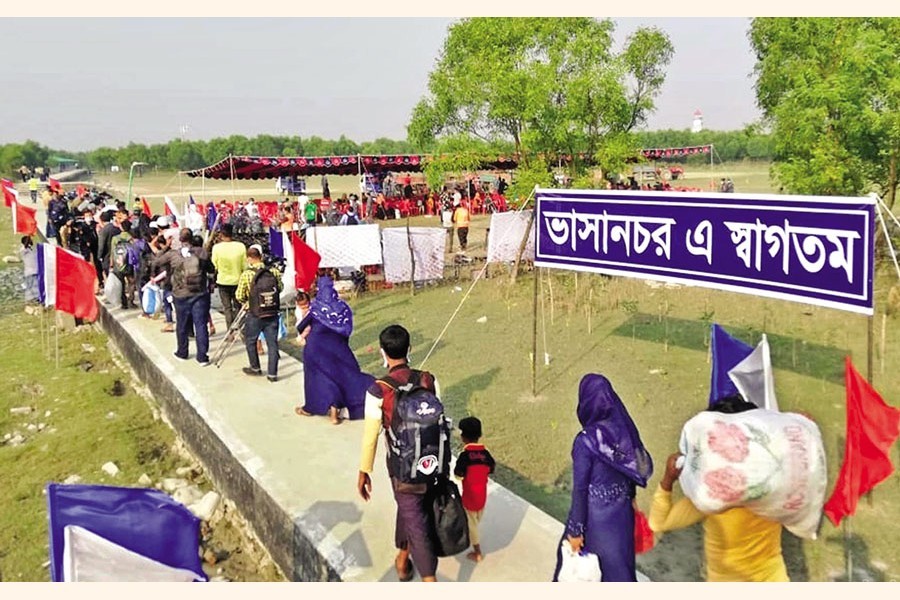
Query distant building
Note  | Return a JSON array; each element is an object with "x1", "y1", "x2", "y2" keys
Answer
[{"x1": 692, "y1": 109, "x2": 704, "y2": 133}]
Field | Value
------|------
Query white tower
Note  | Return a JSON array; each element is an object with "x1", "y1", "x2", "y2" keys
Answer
[{"x1": 691, "y1": 109, "x2": 703, "y2": 133}]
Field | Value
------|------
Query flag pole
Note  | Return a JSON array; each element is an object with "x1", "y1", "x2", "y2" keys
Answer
[
  {"x1": 844, "y1": 518, "x2": 853, "y2": 581},
  {"x1": 55, "y1": 309, "x2": 59, "y2": 369},
  {"x1": 40, "y1": 304, "x2": 46, "y2": 358},
  {"x1": 532, "y1": 263, "x2": 538, "y2": 397}
]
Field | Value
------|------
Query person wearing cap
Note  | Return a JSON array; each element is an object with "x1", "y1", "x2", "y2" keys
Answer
[{"x1": 453, "y1": 416, "x2": 496, "y2": 563}]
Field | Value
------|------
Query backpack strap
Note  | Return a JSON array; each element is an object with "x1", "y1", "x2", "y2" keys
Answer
[{"x1": 250, "y1": 266, "x2": 268, "y2": 288}]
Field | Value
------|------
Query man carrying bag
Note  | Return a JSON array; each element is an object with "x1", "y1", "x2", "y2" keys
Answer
[{"x1": 235, "y1": 245, "x2": 282, "y2": 382}]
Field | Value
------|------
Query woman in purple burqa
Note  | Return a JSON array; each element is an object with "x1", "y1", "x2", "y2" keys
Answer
[
  {"x1": 552, "y1": 374, "x2": 653, "y2": 582},
  {"x1": 294, "y1": 276, "x2": 374, "y2": 423}
]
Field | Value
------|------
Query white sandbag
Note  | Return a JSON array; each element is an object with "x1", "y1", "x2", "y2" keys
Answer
[
  {"x1": 556, "y1": 539, "x2": 601, "y2": 582},
  {"x1": 104, "y1": 275, "x2": 122, "y2": 305},
  {"x1": 677, "y1": 409, "x2": 827, "y2": 539}
]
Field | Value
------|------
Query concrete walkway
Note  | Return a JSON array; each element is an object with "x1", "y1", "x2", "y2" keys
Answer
[{"x1": 100, "y1": 301, "x2": 567, "y2": 581}]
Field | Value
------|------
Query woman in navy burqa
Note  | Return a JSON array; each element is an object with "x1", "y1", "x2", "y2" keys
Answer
[
  {"x1": 294, "y1": 276, "x2": 374, "y2": 424},
  {"x1": 552, "y1": 373, "x2": 653, "y2": 582}
]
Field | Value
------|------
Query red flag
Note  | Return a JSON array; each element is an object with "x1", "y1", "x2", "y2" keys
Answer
[
  {"x1": 291, "y1": 231, "x2": 321, "y2": 292},
  {"x1": 12, "y1": 200, "x2": 38, "y2": 236},
  {"x1": 634, "y1": 508, "x2": 655, "y2": 554},
  {"x1": 49, "y1": 178, "x2": 62, "y2": 192},
  {"x1": 54, "y1": 247, "x2": 99, "y2": 322},
  {"x1": 2, "y1": 179, "x2": 17, "y2": 208},
  {"x1": 76, "y1": 184, "x2": 86, "y2": 198},
  {"x1": 823, "y1": 357, "x2": 900, "y2": 526},
  {"x1": 141, "y1": 197, "x2": 153, "y2": 218}
]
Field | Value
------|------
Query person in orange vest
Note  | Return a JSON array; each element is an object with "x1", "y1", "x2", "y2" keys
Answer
[{"x1": 452, "y1": 194, "x2": 470, "y2": 252}]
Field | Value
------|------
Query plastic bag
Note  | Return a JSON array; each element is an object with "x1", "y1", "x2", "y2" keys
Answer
[
  {"x1": 104, "y1": 275, "x2": 122, "y2": 306},
  {"x1": 141, "y1": 284, "x2": 163, "y2": 315},
  {"x1": 556, "y1": 539, "x2": 601, "y2": 582},
  {"x1": 634, "y1": 509, "x2": 654, "y2": 554},
  {"x1": 678, "y1": 409, "x2": 827, "y2": 539},
  {"x1": 259, "y1": 314, "x2": 288, "y2": 343},
  {"x1": 277, "y1": 313, "x2": 287, "y2": 340}
]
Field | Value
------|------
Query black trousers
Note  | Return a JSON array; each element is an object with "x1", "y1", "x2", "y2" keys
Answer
[
  {"x1": 217, "y1": 284, "x2": 241, "y2": 331},
  {"x1": 457, "y1": 227, "x2": 469, "y2": 250}
]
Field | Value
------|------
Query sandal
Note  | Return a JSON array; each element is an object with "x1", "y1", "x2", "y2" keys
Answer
[
  {"x1": 329, "y1": 406, "x2": 342, "y2": 425},
  {"x1": 294, "y1": 406, "x2": 313, "y2": 417},
  {"x1": 395, "y1": 556, "x2": 414, "y2": 582}
]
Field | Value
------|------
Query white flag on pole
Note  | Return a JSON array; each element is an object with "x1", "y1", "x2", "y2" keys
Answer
[{"x1": 728, "y1": 333, "x2": 779, "y2": 411}]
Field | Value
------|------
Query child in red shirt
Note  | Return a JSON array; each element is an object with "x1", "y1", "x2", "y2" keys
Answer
[{"x1": 453, "y1": 416, "x2": 496, "y2": 562}]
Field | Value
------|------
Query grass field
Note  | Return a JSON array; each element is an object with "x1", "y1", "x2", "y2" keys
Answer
[
  {"x1": 5, "y1": 164, "x2": 900, "y2": 581},
  {"x1": 0, "y1": 208, "x2": 282, "y2": 582}
]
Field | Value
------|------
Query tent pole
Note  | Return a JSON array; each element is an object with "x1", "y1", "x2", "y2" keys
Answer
[{"x1": 229, "y1": 153, "x2": 236, "y2": 203}]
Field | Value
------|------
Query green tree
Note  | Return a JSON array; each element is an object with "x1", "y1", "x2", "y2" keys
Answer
[
  {"x1": 750, "y1": 18, "x2": 900, "y2": 205},
  {"x1": 408, "y1": 17, "x2": 673, "y2": 175}
]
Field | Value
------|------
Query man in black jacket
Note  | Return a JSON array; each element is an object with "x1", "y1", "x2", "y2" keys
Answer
[{"x1": 96, "y1": 209, "x2": 121, "y2": 284}]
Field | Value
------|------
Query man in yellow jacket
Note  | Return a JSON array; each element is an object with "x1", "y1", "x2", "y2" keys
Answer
[{"x1": 648, "y1": 397, "x2": 789, "y2": 582}]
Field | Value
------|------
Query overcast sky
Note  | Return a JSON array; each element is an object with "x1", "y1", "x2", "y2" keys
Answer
[{"x1": 0, "y1": 18, "x2": 760, "y2": 151}]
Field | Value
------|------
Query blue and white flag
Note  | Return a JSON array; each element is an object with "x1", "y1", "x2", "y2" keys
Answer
[
  {"x1": 729, "y1": 334, "x2": 779, "y2": 412},
  {"x1": 268, "y1": 227, "x2": 284, "y2": 259},
  {"x1": 46, "y1": 483, "x2": 206, "y2": 582},
  {"x1": 37, "y1": 242, "x2": 57, "y2": 307},
  {"x1": 709, "y1": 324, "x2": 753, "y2": 406},
  {"x1": 207, "y1": 203, "x2": 218, "y2": 232},
  {"x1": 709, "y1": 324, "x2": 778, "y2": 411}
]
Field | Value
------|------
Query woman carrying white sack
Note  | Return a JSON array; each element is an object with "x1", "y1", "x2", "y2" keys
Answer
[{"x1": 649, "y1": 393, "x2": 791, "y2": 582}]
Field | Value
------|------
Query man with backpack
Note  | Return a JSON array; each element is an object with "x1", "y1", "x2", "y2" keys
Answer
[
  {"x1": 357, "y1": 324, "x2": 450, "y2": 582},
  {"x1": 235, "y1": 246, "x2": 282, "y2": 382},
  {"x1": 339, "y1": 205, "x2": 359, "y2": 226},
  {"x1": 154, "y1": 228, "x2": 215, "y2": 364},
  {"x1": 110, "y1": 220, "x2": 136, "y2": 309}
]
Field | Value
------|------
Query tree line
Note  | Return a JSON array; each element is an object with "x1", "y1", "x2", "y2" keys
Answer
[{"x1": 1, "y1": 129, "x2": 774, "y2": 180}]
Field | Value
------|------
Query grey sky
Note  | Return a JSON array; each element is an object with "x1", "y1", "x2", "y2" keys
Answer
[{"x1": 0, "y1": 18, "x2": 760, "y2": 152}]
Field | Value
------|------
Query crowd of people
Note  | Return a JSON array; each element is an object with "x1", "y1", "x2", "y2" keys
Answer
[{"x1": 15, "y1": 175, "x2": 807, "y2": 584}]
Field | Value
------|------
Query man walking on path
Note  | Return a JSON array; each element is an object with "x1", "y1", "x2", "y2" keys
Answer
[
  {"x1": 357, "y1": 324, "x2": 441, "y2": 582},
  {"x1": 154, "y1": 228, "x2": 215, "y2": 364},
  {"x1": 211, "y1": 223, "x2": 246, "y2": 331},
  {"x1": 28, "y1": 176, "x2": 39, "y2": 203},
  {"x1": 235, "y1": 246, "x2": 282, "y2": 382}
]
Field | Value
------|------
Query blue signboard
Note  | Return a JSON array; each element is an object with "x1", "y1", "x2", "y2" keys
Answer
[{"x1": 534, "y1": 189, "x2": 874, "y2": 315}]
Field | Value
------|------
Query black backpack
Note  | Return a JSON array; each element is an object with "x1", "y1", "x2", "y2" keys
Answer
[
  {"x1": 429, "y1": 475, "x2": 470, "y2": 557},
  {"x1": 249, "y1": 267, "x2": 280, "y2": 318},
  {"x1": 113, "y1": 239, "x2": 133, "y2": 275},
  {"x1": 176, "y1": 251, "x2": 205, "y2": 295},
  {"x1": 380, "y1": 371, "x2": 451, "y2": 486}
]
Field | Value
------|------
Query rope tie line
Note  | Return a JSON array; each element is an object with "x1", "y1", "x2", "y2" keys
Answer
[{"x1": 419, "y1": 186, "x2": 536, "y2": 368}]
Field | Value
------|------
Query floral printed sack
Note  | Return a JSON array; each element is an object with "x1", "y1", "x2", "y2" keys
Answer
[{"x1": 678, "y1": 410, "x2": 827, "y2": 539}]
